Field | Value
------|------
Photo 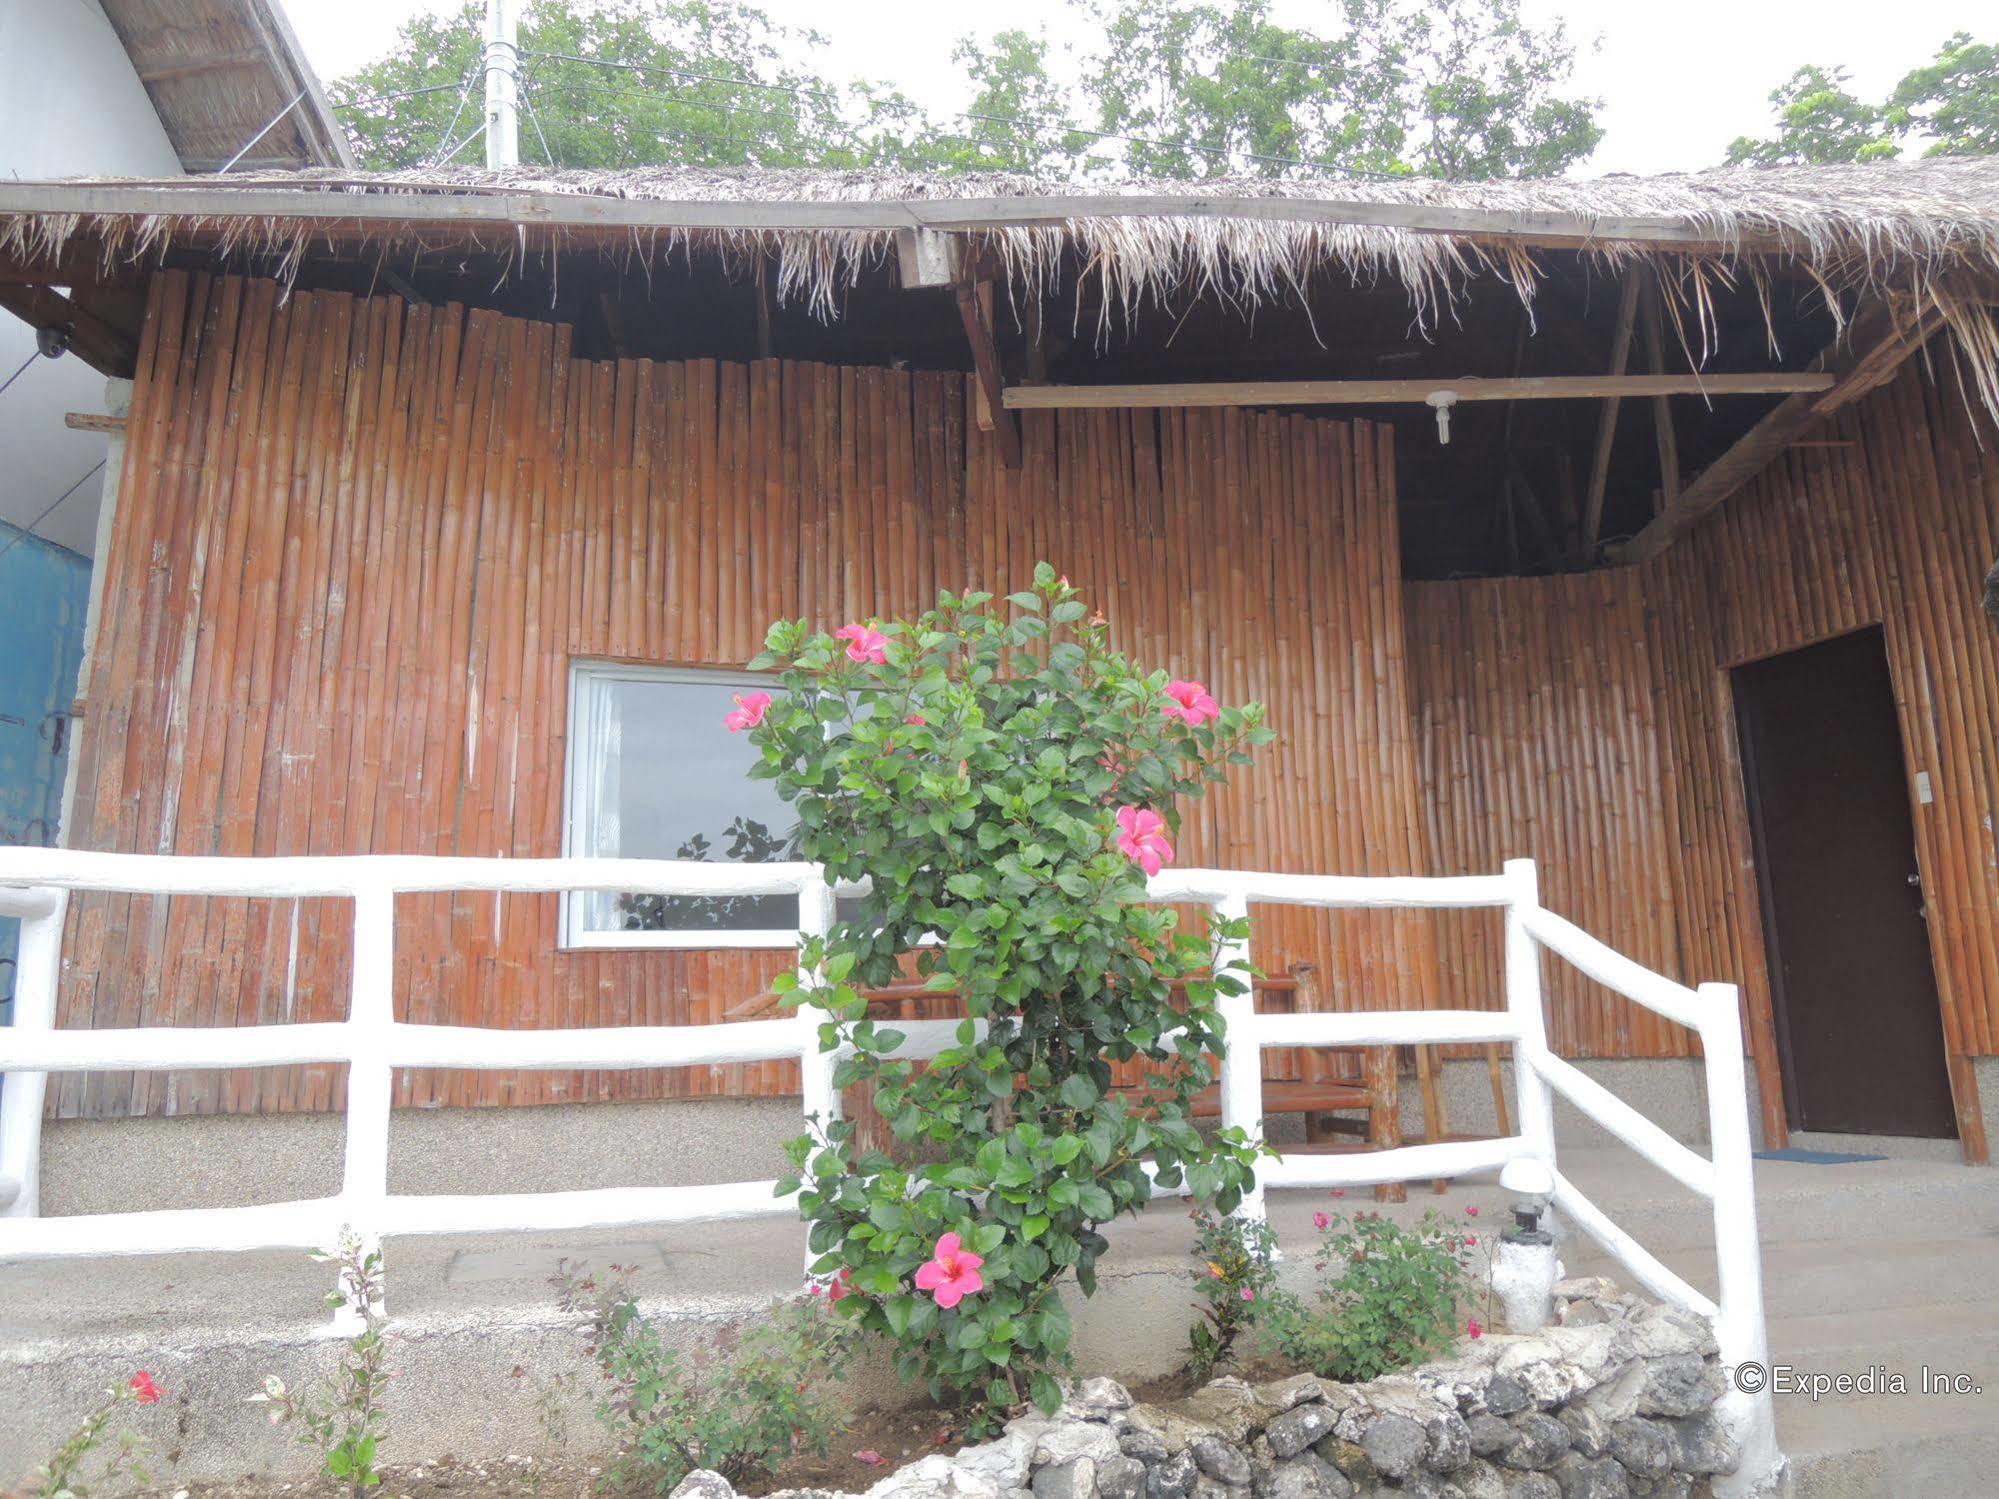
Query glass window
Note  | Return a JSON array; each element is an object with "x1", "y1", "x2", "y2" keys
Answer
[{"x1": 562, "y1": 663, "x2": 802, "y2": 948}]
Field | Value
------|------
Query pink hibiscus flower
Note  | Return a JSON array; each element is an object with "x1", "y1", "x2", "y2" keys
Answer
[
  {"x1": 835, "y1": 623, "x2": 889, "y2": 664},
  {"x1": 1466, "y1": 1317, "x2": 1483, "y2": 1340},
  {"x1": 1240, "y1": 1286, "x2": 1255, "y2": 1303},
  {"x1": 913, "y1": 1231, "x2": 986, "y2": 1309},
  {"x1": 826, "y1": 1266, "x2": 855, "y2": 1304},
  {"x1": 722, "y1": 690, "x2": 771, "y2": 732},
  {"x1": 1114, "y1": 805, "x2": 1174, "y2": 878},
  {"x1": 1313, "y1": 1211, "x2": 1330, "y2": 1230},
  {"x1": 1160, "y1": 679, "x2": 1221, "y2": 727}
]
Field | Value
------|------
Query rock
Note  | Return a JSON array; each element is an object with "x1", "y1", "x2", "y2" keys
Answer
[
  {"x1": 1663, "y1": 1414, "x2": 1738, "y2": 1476},
  {"x1": 1395, "y1": 1473, "x2": 1465, "y2": 1499},
  {"x1": 1606, "y1": 1419, "x2": 1675, "y2": 1480},
  {"x1": 1633, "y1": 1357, "x2": 1723, "y2": 1419},
  {"x1": 868, "y1": 1454, "x2": 1004, "y2": 1499},
  {"x1": 670, "y1": 1474, "x2": 736, "y2": 1499},
  {"x1": 1624, "y1": 1477, "x2": 1692, "y2": 1499},
  {"x1": 1555, "y1": 1405, "x2": 1612, "y2": 1459},
  {"x1": 1547, "y1": 1453, "x2": 1629, "y2": 1499},
  {"x1": 1553, "y1": 1277, "x2": 1623, "y2": 1303},
  {"x1": 1452, "y1": 1458, "x2": 1510, "y2": 1499},
  {"x1": 1190, "y1": 1436, "x2": 1252, "y2": 1487},
  {"x1": 1097, "y1": 1457, "x2": 1148, "y2": 1499},
  {"x1": 1120, "y1": 1428, "x2": 1171, "y2": 1465},
  {"x1": 1624, "y1": 1307, "x2": 1719, "y2": 1361},
  {"x1": 1558, "y1": 1300, "x2": 1610, "y2": 1329},
  {"x1": 1255, "y1": 1374, "x2": 1334, "y2": 1412},
  {"x1": 1253, "y1": 1454, "x2": 1354, "y2": 1499},
  {"x1": 1033, "y1": 1460, "x2": 1098, "y2": 1499},
  {"x1": 1146, "y1": 1452, "x2": 1198, "y2": 1499},
  {"x1": 1484, "y1": 1375, "x2": 1531, "y2": 1417},
  {"x1": 1467, "y1": 1413, "x2": 1514, "y2": 1458},
  {"x1": 1499, "y1": 1414, "x2": 1572, "y2": 1471},
  {"x1": 1424, "y1": 1411, "x2": 1473, "y2": 1472},
  {"x1": 1267, "y1": 1404, "x2": 1337, "y2": 1460},
  {"x1": 1500, "y1": 1475, "x2": 1562, "y2": 1499},
  {"x1": 1013, "y1": 1422, "x2": 1123, "y2": 1468},
  {"x1": 1188, "y1": 1476, "x2": 1245, "y2": 1499},
  {"x1": 1358, "y1": 1414, "x2": 1428, "y2": 1481},
  {"x1": 1067, "y1": 1379, "x2": 1136, "y2": 1421},
  {"x1": 1312, "y1": 1437, "x2": 1374, "y2": 1489},
  {"x1": 956, "y1": 1434, "x2": 1035, "y2": 1492},
  {"x1": 1174, "y1": 1381, "x2": 1262, "y2": 1447}
]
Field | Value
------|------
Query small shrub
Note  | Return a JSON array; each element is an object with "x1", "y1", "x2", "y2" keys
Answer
[
  {"x1": 558, "y1": 1262, "x2": 852, "y2": 1493},
  {"x1": 1185, "y1": 1208, "x2": 1279, "y2": 1382},
  {"x1": 249, "y1": 1232, "x2": 389, "y2": 1496},
  {"x1": 26, "y1": 1371, "x2": 161, "y2": 1497},
  {"x1": 1260, "y1": 1207, "x2": 1474, "y2": 1382}
]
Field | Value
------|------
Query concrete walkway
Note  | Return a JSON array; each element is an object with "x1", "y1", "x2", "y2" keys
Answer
[{"x1": 3, "y1": 1147, "x2": 1994, "y2": 1495}]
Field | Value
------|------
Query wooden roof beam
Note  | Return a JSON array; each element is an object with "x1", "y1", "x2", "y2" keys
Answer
[
  {"x1": 955, "y1": 244, "x2": 1022, "y2": 469},
  {"x1": 1608, "y1": 299, "x2": 1951, "y2": 565},
  {"x1": 1002, "y1": 373, "x2": 1835, "y2": 410},
  {"x1": 0, "y1": 283, "x2": 139, "y2": 377},
  {"x1": 1580, "y1": 273, "x2": 1642, "y2": 552}
]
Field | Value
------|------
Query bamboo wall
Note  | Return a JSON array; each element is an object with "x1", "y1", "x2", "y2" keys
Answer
[
  {"x1": 56, "y1": 271, "x2": 1439, "y2": 1119},
  {"x1": 1407, "y1": 364, "x2": 1999, "y2": 1147}
]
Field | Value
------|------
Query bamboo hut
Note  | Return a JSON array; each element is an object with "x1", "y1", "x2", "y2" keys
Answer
[{"x1": 2, "y1": 156, "x2": 1997, "y2": 1169}]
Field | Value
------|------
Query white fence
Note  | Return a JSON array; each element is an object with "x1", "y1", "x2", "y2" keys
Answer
[{"x1": 0, "y1": 848, "x2": 1777, "y2": 1495}]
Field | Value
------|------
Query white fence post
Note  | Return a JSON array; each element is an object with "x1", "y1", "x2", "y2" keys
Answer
[
  {"x1": 1211, "y1": 890, "x2": 1263, "y2": 1225},
  {"x1": 796, "y1": 873, "x2": 839, "y2": 1279},
  {"x1": 0, "y1": 889, "x2": 67, "y2": 1219},
  {"x1": 1699, "y1": 981, "x2": 1779, "y2": 1496},
  {"x1": 333, "y1": 883, "x2": 395, "y2": 1334},
  {"x1": 1502, "y1": 858, "x2": 1557, "y2": 1170}
]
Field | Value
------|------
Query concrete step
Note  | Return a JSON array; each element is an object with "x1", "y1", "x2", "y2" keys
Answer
[
  {"x1": 1569, "y1": 1231, "x2": 1999, "y2": 1320},
  {"x1": 1779, "y1": 1383, "x2": 1999, "y2": 1498}
]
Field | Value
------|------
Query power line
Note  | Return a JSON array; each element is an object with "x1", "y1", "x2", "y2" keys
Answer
[
  {"x1": 0, "y1": 459, "x2": 106, "y2": 568},
  {"x1": 0, "y1": 350, "x2": 40, "y2": 401},
  {"x1": 329, "y1": 80, "x2": 478, "y2": 111}
]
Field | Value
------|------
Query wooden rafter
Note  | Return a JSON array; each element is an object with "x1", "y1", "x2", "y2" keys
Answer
[
  {"x1": 0, "y1": 283, "x2": 139, "y2": 377},
  {"x1": 1609, "y1": 299, "x2": 1951, "y2": 564},
  {"x1": 954, "y1": 246, "x2": 1022, "y2": 469},
  {"x1": 1580, "y1": 274, "x2": 1642, "y2": 553},
  {"x1": 1002, "y1": 372, "x2": 1834, "y2": 410},
  {"x1": 1640, "y1": 271, "x2": 1681, "y2": 511}
]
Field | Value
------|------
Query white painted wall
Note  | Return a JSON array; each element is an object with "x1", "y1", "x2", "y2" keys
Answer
[{"x1": 0, "y1": 0, "x2": 182, "y2": 557}]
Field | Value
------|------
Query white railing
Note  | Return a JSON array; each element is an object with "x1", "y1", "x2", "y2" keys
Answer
[{"x1": 0, "y1": 849, "x2": 1778, "y2": 1495}]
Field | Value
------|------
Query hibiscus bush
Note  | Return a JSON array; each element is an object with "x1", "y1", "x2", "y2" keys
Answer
[{"x1": 738, "y1": 564, "x2": 1274, "y2": 1426}]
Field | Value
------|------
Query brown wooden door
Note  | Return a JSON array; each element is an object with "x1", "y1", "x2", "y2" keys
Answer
[{"x1": 1733, "y1": 627, "x2": 1957, "y2": 1138}]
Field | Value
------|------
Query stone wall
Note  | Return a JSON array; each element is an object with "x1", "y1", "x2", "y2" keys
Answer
[{"x1": 675, "y1": 1278, "x2": 1740, "y2": 1499}]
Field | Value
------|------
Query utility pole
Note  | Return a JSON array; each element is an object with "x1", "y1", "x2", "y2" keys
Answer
[{"x1": 483, "y1": 0, "x2": 519, "y2": 169}]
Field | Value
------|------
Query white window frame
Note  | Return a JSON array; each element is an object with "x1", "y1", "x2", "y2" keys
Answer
[{"x1": 560, "y1": 660, "x2": 800, "y2": 952}]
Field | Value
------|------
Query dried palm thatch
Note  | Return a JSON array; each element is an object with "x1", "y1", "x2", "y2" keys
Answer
[{"x1": 4, "y1": 156, "x2": 1998, "y2": 409}]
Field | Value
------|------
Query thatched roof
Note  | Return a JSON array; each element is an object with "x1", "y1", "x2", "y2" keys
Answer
[
  {"x1": 98, "y1": 0, "x2": 353, "y2": 172},
  {"x1": 4, "y1": 155, "x2": 1998, "y2": 406}
]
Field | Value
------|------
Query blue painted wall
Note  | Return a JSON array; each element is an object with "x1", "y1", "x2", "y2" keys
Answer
[{"x1": 0, "y1": 519, "x2": 89, "y2": 1022}]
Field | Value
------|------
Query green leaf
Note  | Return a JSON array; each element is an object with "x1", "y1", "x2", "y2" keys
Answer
[
  {"x1": 1058, "y1": 1074, "x2": 1099, "y2": 1111},
  {"x1": 1022, "y1": 1213, "x2": 1050, "y2": 1240},
  {"x1": 1030, "y1": 1370, "x2": 1063, "y2": 1414}
]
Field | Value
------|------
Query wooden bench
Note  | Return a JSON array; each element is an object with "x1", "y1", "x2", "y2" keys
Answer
[{"x1": 856, "y1": 963, "x2": 1412, "y2": 1202}]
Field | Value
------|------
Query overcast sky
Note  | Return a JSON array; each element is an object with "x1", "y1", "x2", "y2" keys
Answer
[{"x1": 287, "y1": 0, "x2": 1988, "y2": 177}]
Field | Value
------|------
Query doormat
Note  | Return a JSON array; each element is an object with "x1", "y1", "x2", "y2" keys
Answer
[{"x1": 1753, "y1": 1147, "x2": 1889, "y2": 1164}]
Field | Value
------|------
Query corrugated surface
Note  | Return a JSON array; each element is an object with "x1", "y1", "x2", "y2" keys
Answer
[{"x1": 55, "y1": 271, "x2": 1435, "y2": 1119}]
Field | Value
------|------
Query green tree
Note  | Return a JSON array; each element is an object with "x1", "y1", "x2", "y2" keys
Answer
[
  {"x1": 1725, "y1": 65, "x2": 1899, "y2": 165},
  {"x1": 333, "y1": 0, "x2": 920, "y2": 170},
  {"x1": 332, "y1": 0, "x2": 1604, "y2": 179},
  {"x1": 1889, "y1": 33, "x2": 1999, "y2": 156},
  {"x1": 1082, "y1": 0, "x2": 1601, "y2": 178},
  {"x1": 1727, "y1": 38, "x2": 1998, "y2": 165}
]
